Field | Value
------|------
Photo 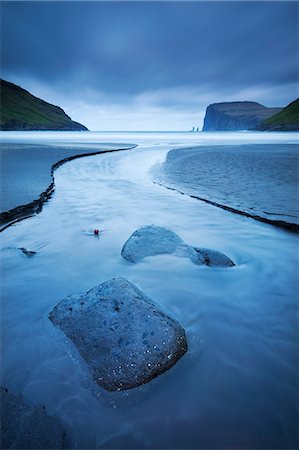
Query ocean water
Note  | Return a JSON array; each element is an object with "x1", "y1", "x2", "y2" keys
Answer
[{"x1": 0, "y1": 131, "x2": 298, "y2": 449}]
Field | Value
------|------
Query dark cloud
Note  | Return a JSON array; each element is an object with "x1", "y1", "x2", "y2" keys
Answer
[{"x1": 1, "y1": 1, "x2": 298, "y2": 130}]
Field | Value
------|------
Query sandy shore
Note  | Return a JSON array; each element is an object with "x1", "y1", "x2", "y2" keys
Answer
[
  {"x1": 155, "y1": 144, "x2": 299, "y2": 233},
  {"x1": 0, "y1": 142, "x2": 136, "y2": 230},
  {"x1": 1, "y1": 139, "x2": 297, "y2": 449}
]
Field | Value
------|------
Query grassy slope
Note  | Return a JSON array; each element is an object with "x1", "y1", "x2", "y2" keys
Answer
[
  {"x1": 256, "y1": 99, "x2": 299, "y2": 131},
  {"x1": 0, "y1": 79, "x2": 88, "y2": 130}
]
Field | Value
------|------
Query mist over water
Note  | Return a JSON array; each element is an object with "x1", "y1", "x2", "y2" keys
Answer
[{"x1": 0, "y1": 131, "x2": 298, "y2": 449}]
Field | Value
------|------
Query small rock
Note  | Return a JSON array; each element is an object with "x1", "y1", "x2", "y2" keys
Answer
[
  {"x1": 0, "y1": 386, "x2": 64, "y2": 450},
  {"x1": 121, "y1": 225, "x2": 201, "y2": 263},
  {"x1": 193, "y1": 247, "x2": 235, "y2": 267},
  {"x1": 49, "y1": 278, "x2": 187, "y2": 391},
  {"x1": 18, "y1": 247, "x2": 36, "y2": 257}
]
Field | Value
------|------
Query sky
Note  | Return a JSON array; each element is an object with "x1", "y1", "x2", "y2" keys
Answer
[{"x1": 1, "y1": 1, "x2": 298, "y2": 131}]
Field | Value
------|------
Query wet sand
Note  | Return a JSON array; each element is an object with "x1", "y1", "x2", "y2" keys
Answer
[
  {"x1": 0, "y1": 142, "x2": 135, "y2": 229},
  {"x1": 1, "y1": 139, "x2": 298, "y2": 449},
  {"x1": 154, "y1": 143, "x2": 299, "y2": 233}
]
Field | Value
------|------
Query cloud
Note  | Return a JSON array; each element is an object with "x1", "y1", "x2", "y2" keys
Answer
[{"x1": 1, "y1": 1, "x2": 298, "y2": 130}]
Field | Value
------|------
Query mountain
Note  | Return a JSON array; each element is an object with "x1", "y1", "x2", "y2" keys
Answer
[
  {"x1": 202, "y1": 101, "x2": 282, "y2": 131},
  {"x1": 0, "y1": 79, "x2": 88, "y2": 131},
  {"x1": 254, "y1": 99, "x2": 299, "y2": 131}
]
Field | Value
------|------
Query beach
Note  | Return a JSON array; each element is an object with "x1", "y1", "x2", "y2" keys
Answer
[
  {"x1": 154, "y1": 143, "x2": 299, "y2": 232},
  {"x1": 0, "y1": 139, "x2": 135, "y2": 229},
  {"x1": 0, "y1": 131, "x2": 298, "y2": 449}
]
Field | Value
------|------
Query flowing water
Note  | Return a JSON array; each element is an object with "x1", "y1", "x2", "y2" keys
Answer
[{"x1": 0, "y1": 131, "x2": 298, "y2": 449}]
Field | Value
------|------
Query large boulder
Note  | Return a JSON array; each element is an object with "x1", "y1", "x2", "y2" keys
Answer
[
  {"x1": 121, "y1": 225, "x2": 235, "y2": 267},
  {"x1": 121, "y1": 225, "x2": 203, "y2": 264},
  {"x1": 0, "y1": 386, "x2": 64, "y2": 450},
  {"x1": 49, "y1": 278, "x2": 187, "y2": 392}
]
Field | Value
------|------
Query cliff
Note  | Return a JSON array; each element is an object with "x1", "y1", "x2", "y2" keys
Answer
[
  {"x1": 255, "y1": 99, "x2": 299, "y2": 131},
  {"x1": 0, "y1": 79, "x2": 88, "y2": 131},
  {"x1": 202, "y1": 101, "x2": 282, "y2": 131}
]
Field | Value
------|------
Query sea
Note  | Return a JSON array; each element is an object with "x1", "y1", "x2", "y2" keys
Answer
[{"x1": 0, "y1": 131, "x2": 298, "y2": 449}]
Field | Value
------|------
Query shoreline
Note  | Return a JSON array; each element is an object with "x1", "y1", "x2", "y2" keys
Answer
[
  {"x1": 1, "y1": 136, "x2": 298, "y2": 234},
  {"x1": 154, "y1": 142, "x2": 299, "y2": 235},
  {"x1": 0, "y1": 145, "x2": 137, "y2": 232},
  {"x1": 154, "y1": 181, "x2": 299, "y2": 234},
  {"x1": 1, "y1": 134, "x2": 298, "y2": 449}
]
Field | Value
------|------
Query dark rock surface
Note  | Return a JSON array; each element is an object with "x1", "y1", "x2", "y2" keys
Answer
[
  {"x1": 121, "y1": 225, "x2": 234, "y2": 267},
  {"x1": 49, "y1": 278, "x2": 187, "y2": 392},
  {"x1": 202, "y1": 101, "x2": 282, "y2": 131},
  {"x1": 18, "y1": 247, "x2": 37, "y2": 257},
  {"x1": 0, "y1": 386, "x2": 64, "y2": 450},
  {"x1": 194, "y1": 247, "x2": 235, "y2": 267}
]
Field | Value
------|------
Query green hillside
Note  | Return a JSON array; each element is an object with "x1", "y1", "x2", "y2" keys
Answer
[
  {"x1": 0, "y1": 79, "x2": 88, "y2": 131},
  {"x1": 255, "y1": 98, "x2": 299, "y2": 131}
]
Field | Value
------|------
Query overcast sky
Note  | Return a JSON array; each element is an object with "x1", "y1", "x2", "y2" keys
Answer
[{"x1": 1, "y1": 1, "x2": 298, "y2": 131}]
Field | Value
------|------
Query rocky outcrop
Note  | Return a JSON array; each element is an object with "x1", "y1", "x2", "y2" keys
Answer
[
  {"x1": 49, "y1": 278, "x2": 187, "y2": 392},
  {"x1": 202, "y1": 101, "x2": 282, "y2": 131},
  {"x1": 0, "y1": 386, "x2": 64, "y2": 449},
  {"x1": 121, "y1": 225, "x2": 235, "y2": 267},
  {"x1": 0, "y1": 79, "x2": 88, "y2": 131}
]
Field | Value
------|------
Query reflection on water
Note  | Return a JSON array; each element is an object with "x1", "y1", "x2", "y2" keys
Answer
[{"x1": 0, "y1": 132, "x2": 298, "y2": 449}]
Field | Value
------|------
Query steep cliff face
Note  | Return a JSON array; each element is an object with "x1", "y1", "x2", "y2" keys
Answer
[
  {"x1": 255, "y1": 99, "x2": 299, "y2": 131},
  {"x1": 0, "y1": 79, "x2": 88, "y2": 131},
  {"x1": 202, "y1": 101, "x2": 282, "y2": 131}
]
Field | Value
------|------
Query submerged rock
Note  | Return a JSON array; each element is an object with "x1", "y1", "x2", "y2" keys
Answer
[
  {"x1": 49, "y1": 277, "x2": 187, "y2": 392},
  {"x1": 121, "y1": 225, "x2": 202, "y2": 264},
  {"x1": 0, "y1": 386, "x2": 64, "y2": 450},
  {"x1": 193, "y1": 247, "x2": 235, "y2": 267},
  {"x1": 18, "y1": 247, "x2": 37, "y2": 257},
  {"x1": 121, "y1": 225, "x2": 234, "y2": 267}
]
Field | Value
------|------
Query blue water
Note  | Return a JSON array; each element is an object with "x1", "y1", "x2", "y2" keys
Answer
[{"x1": 0, "y1": 131, "x2": 298, "y2": 449}]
